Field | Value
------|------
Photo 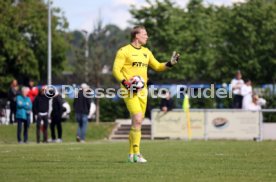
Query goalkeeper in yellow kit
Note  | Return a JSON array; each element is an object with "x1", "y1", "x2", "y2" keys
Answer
[{"x1": 112, "y1": 26, "x2": 180, "y2": 163}]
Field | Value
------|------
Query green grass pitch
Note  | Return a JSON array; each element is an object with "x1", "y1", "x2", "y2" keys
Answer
[{"x1": 0, "y1": 140, "x2": 276, "y2": 182}]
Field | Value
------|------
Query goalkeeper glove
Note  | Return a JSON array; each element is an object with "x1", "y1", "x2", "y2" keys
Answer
[
  {"x1": 166, "y1": 51, "x2": 180, "y2": 67},
  {"x1": 121, "y1": 79, "x2": 132, "y2": 89}
]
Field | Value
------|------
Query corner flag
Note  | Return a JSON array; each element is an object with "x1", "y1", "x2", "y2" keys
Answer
[{"x1": 183, "y1": 94, "x2": 192, "y2": 140}]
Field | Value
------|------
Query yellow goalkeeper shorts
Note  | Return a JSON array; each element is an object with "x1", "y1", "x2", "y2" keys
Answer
[{"x1": 122, "y1": 87, "x2": 148, "y2": 117}]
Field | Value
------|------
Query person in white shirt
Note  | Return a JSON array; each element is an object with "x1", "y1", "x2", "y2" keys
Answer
[
  {"x1": 245, "y1": 94, "x2": 266, "y2": 111},
  {"x1": 241, "y1": 79, "x2": 252, "y2": 109},
  {"x1": 230, "y1": 70, "x2": 244, "y2": 108}
]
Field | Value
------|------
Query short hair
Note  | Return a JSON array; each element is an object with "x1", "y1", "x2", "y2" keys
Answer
[
  {"x1": 81, "y1": 83, "x2": 89, "y2": 89},
  {"x1": 21, "y1": 86, "x2": 30, "y2": 93},
  {"x1": 130, "y1": 25, "x2": 145, "y2": 41},
  {"x1": 11, "y1": 79, "x2": 17, "y2": 85},
  {"x1": 235, "y1": 70, "x2": 241, "y2": 75}
]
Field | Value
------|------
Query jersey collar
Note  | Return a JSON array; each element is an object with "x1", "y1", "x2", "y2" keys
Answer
[{"x1": 130, "y1": 43, "x2": 142, "y2": 50}]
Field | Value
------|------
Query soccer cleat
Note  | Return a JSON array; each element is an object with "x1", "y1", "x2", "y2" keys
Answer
[
  {"x1": 133, "y1": 154, "x2": 147, "y2": 163},
  {"x1": 128, "y1": 154, "x2": 134, "y2": 163}
]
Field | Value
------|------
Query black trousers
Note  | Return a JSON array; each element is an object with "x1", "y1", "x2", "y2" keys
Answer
[
  {"x1": 9, "y1": 104, "x2": 16, "y2": 124},
  {"x1": 17, "y1": 118, "x2": 29, "y2": 143},
  {"x1": 50, "y1": 117, "x2": 62, "y2": 140},
  {"x1": 232, "y1": 95, "x2": 243, "y2": 109},
  {"x1": 36, "y1": 114, "x2": 48, "y2": 143}
]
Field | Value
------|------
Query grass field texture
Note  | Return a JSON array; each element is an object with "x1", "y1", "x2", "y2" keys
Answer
[
  {"x1": 0, "y1": 122, "x2": 115, "y2": 144},
  {"x1": 0, "y1": 140, "x2": 276, "y2": 182}
]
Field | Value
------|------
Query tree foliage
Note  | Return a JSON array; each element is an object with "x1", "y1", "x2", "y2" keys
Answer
[
  {"x1": 219, "y1": 0, "x2": 276, "y2": 83},
  {"x1": 71, "y1": 23, "x2": 129, "y2": 86},
  {"x1": 0, "y1": 0, "x2": 69, "y2": 92},
  {"x1": 130, "y1": 0, "x2": 276, "y2": 84}
]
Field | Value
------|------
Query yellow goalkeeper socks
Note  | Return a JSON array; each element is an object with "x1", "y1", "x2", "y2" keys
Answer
[
  {"x1": 130, "y1": 127, "x2": 141, "y2": 154},
  {"x1": 128, "y1": 132, "x2": 134, "y2": 154}
]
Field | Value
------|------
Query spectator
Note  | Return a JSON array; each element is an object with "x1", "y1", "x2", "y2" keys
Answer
[
  {"x1": 16, "y1": 87, "x2": 32, "y2": 144},
  {"x1": 230, "y1": 70, "x2": 244, "y2": 108},
  {"x1": 73, "y1": 83, "x2": 91, "y2": 143},
  {"x1": 8, "y1": 79, "x2": 19, "y2": 124},
  {"x1": 176, "y1": 86, "x2": 186, "y2": 109},
  {"x1": 245, "y1": 94, "x2": 266, "y2": 111},
  {"x1": 160, "y1": 90, "x2": 174, "y2": 112},
  {"x1": 241, "y1": 79, "x2": 252, "y2": 109},
  {"x1": 50, "y1": 91, "x2": 65, "y2": 143},
  {"x1": 27, "y1": 79, "x2": 39, "y2": 124},
  {"x1": 27, "y1": 79, "x2": 39, "y2": 103},
  {"x1": 33, "y1": 86, "x2": 50, "y2": 143}
]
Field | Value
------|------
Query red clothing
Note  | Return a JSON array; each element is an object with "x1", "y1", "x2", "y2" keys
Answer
[{"x1": 27, "y1": 87, "x2": 39, "y2": 103}]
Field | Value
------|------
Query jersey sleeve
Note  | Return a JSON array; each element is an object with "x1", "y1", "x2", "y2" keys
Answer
[
  {"x1": 148, "y1": 50, "x2": 167, "y2": 72},
  {"x1": 112, "y1": 49, "x2": 126, "y2": 82}
]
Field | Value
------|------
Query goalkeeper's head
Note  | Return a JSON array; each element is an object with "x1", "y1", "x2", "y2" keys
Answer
[{"x1": 131, "y1": 25, "x2": 148, "y2": 45}]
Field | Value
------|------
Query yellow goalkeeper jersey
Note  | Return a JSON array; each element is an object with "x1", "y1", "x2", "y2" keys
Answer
[{"x1": 112, "y1": 44, "x2": 167, "y2": 84}]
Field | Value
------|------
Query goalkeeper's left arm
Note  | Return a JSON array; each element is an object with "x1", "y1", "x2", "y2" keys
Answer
[
  {"x1": 165, "y1": 51, "x2": 180, "y2": 67},
  {"x1": 148, "y1": 51, "x2": 180, "y2": 71}
]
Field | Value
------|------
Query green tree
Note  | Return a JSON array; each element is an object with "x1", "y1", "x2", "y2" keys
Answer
[
  {"x1": 130, "y1": 0, "x2": 220, "y2": 83},
  {"x1": 179, "y1": 0, "x2": 219, "y2": 82},
  {"x1": 130, "y1": 0, "x2": 276, "y2": 85},
  {"x1": 0, "y1": 0, "x2": 69, "y2": 92},
  {"x1": 218, "y1": 0, "x2": 276, "y2": 84},
  {"x1": 71, "y1": 24, "x2": 129, "y2": 86}
]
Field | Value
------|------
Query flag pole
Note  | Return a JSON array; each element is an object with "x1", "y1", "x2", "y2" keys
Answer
[
  {"x1": 47, "y1": 0, "x2": 52, "y2": 86},
  {"x1": 183, "y1": 94, "x2": 192, "y2": 140}
]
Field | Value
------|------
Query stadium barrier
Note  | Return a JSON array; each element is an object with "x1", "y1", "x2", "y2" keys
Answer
[{"x1": 151, "y1": 109, "x2": 276, "y2": 141}]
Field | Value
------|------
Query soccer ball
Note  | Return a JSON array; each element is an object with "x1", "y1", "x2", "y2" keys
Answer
[{"x1": 129, "y1": 76, "x2": 145, "y2": 91}]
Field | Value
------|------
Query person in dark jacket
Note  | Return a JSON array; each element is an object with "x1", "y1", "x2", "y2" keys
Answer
[
  {"x1": 73, "y1": 83, "x2": 91, "y2": 143},
  {"x1": 8, "y1": 79, "x2": 19, "y2": 124},
  {"x1": 160, "y1": 90, "x2": 174, "y2": 113},
  {"x1": 33, "y1": 86, "x2": 50, "y2": 143},
  {"x1": 16, "y1": 87, "x2": 32, "y2": 143},
  {"x1": 50, "y1": 91, "x2": 65, "y2": 143}
]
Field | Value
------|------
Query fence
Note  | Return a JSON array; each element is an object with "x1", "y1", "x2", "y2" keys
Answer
[{"x1": 151, "y1": 109, "x2": 276, "y2": 141}]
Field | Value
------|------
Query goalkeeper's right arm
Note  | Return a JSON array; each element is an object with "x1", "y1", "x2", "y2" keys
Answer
[
  {"x1": 121, "y1": 80, "x2": 132, "y2": 89},
  {"x1": 113, "y1": 49, "x2": 126, "y2": 82}
]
